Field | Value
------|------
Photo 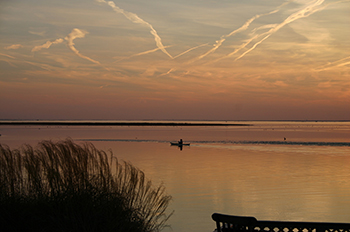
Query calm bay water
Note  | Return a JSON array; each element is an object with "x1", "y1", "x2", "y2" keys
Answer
[{"x1": 1, "y1": 121, "x2": 350, "y2": 232}]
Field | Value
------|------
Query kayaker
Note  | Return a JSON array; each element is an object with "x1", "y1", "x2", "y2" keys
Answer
[{"x1": 178, "y1": 139, "x2": 183, "y2": 145}]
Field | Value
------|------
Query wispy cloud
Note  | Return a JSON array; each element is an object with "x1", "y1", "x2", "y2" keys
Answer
[
  {"x1": 32, "y1": 38, "x2": 64, "y2": 52},
  {"x1": 29, "y1": 30, "x2": 46, "y2": 37},
  {"x1": 0, "y1": 53, "x2": 16, "y2": 59},
  {"x1": 4, "y1": 44, "x2": 23, "y2": 50},
  {"x1": 23, "y1": 60, "x2": 54, "y2": 71},
  {"x1": 96, "y1": 0, "x2": 173, "y2": 59}
]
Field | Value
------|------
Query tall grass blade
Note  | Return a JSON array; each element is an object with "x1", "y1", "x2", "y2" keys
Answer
[{"x1": 0, "y1": 139, "x2": 172, "y2": 232}]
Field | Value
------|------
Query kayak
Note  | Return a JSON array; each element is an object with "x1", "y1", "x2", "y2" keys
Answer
[{"x1": 170, "y1": 142, "x2": 190, "y2": 146}]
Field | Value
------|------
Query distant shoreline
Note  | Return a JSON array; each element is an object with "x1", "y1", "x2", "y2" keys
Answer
[{"x1": 0, "y1": 121, "x2": 252, "y2": 127}]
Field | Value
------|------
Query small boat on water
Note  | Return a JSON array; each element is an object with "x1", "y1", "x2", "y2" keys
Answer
[
  {"x1": 170, "y1": 139, "x2": 189, "y2": 150},
  {"x1": 170, "y1": 139, "x2": 190, "y2": 149},
  {"x1": 170, "y1": 142, "x2": 190, "y2": 146}
]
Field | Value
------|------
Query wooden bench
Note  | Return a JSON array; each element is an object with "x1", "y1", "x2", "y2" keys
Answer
[{"x1": 212, "y1": 213, "x2": 350, "y2": 232}]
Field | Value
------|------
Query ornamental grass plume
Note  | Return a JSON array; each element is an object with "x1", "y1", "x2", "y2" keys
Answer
[{"x1": 0, "y1": 139, "x2": 172, "y2": 232}]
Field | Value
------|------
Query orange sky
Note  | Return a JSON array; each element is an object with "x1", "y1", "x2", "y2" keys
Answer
[{"x1": 1, "y1": 0, "x2": 349, "y2": 120}]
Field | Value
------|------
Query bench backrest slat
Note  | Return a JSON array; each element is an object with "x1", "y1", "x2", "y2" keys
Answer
[{"x1": 212, "y1": 213, "x2": 350, "y2": 232}]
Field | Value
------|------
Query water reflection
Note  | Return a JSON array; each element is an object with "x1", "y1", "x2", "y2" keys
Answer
[
  {"x1": 101, "y1": 142, "x2": 350, "y2": 232},
  {"x1": 1, "y1": 122, "x2": 350, "y2": 232}
]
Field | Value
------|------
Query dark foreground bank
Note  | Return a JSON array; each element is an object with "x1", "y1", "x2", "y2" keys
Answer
[
  {"x1": 0, "y1": 139, "x2": 172, "y2": 232},
  {"x1": 0, "y1": 120, "x2": 251, "y2": 127}
]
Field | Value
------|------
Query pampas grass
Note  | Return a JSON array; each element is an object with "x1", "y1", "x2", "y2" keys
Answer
[{"x1": 0, "y1": 139, "x2": 172, "y2": 232}]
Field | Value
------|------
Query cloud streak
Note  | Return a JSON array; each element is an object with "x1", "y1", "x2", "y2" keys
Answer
[
  {"x1": 4, "y1": 44, "x2": 23, "y2": 50},
  {"x1": 0, "y1": 53, "x2": 16, "y2": 59},
  {"x1": 32, "y1": 38, "x2": 64, "y2": 52},
  {"x1": 96, "y1": 0, "x2": 173, "y2": 59}
]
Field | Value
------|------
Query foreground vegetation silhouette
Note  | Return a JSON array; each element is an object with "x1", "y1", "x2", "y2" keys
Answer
[{"x1": 0, "y1": 139, "x2": 172, "y2": 232}]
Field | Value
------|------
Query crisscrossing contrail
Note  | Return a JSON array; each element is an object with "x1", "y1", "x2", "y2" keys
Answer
[{"x1": 96, "y1": 0, "x2": 173, "y2": 59}]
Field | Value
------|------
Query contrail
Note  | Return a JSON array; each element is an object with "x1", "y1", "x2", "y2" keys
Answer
[
  {"x1": 232, "y1": 0, "x2": 347, "y2": 61},
  {"x1": 189, "y1": 1, "x2": 290, "y2": 64},
  {"x1": 65, "y1": 28, "x2": 101, "y2": 65},
  {"x1": 315, "y1": 56, "x2": 350, "y2": 71},
  {"x1": 96, "y1": 0, "x2": 173, "y2": 59},
  {"x1": 159, "y1": 68, "x2": 176, "y2": 77},
  {"x1": 190, "y1": 11, "x2": 279, "y2": 63},
  {"x1": 173, "y1": 43, "x2": 209, "y2": 59},
  {"x1": 31, "y1": 29, "x2": 102, "y2": 66},
  {"x1": 32, "y1": 38, "x2": 64, "y2": 52},
  {"x1": 249, "y1": 24, "x2": 278, "y2": 35},
  {"x1": 210, "y1": 0, "x2": 349, "y2": 63},
  {"x1": 157, "y1": 43, "x2": 209, "y2": 76},
  {"x1": 234, "y1": 33, "x2": 271, "y2": 61},
  {"x1": 115, "y1": 45, "x2": 173, "y2": 62},
  {"x1": 211, "y1": 34, "x2": 260, "y2": 63}
]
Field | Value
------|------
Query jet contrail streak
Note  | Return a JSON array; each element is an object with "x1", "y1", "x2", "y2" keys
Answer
[
  {"x1": 315, "y1": 56, "x2": 350, "y2": 71},
  {"x1": 189, "y1": 11, "x2": 278, "y2": 64},
  {"x1": 65, "y1": 28, "x2": 101, "y2": 65},
  {"x1": 234, "y1": 34, "x2": 271, "y2": 61},
  {"x1": 31, "y1": 29, "x2": 107, "y2": 68},
  {"x1": 211, "y1": 0, "x2": 349, "y2": 63},
  {"x1": 32, "y1": 38, "x2": 64, "y2": 52},
  {"x1": 157, "y1": 44, "x2": 209, "y2": 76},
  {"x1": 211, "y1": 34, "x2": 260, "y2": 63},
  {"x1": 115, "y1": 45, "x2": 173, "y2": 62},
  {"x1": 249, "y1": 24, "x2": 278, "y2": 35},
  {"x1": 232, "y1": 0, "x2": 348, "y2": 61},
  {"x1": 189, "y1": 1, "x2": 290, "y2": 64},
  {"x1": 159, "y1": 68, "x2": 176, "y2": 76},
  {"x1": 174, "y1": 43, "x2": 208, "y2": 59},
  {"x1": 134, "y1": 45, "x2": 172, "y2": 57},
  {"x1": 96, "y1": 0, "x2": 173, "y2": 59}
]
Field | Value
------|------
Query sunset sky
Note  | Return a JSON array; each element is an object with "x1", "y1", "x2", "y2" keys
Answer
[{"x1": 1, "y1": 0, "x2": 349, "y2": 120}]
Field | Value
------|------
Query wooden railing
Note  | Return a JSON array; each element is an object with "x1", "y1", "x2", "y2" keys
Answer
[{"x1": 212, "y1": 213, "x2": 350, "y2": 232}]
